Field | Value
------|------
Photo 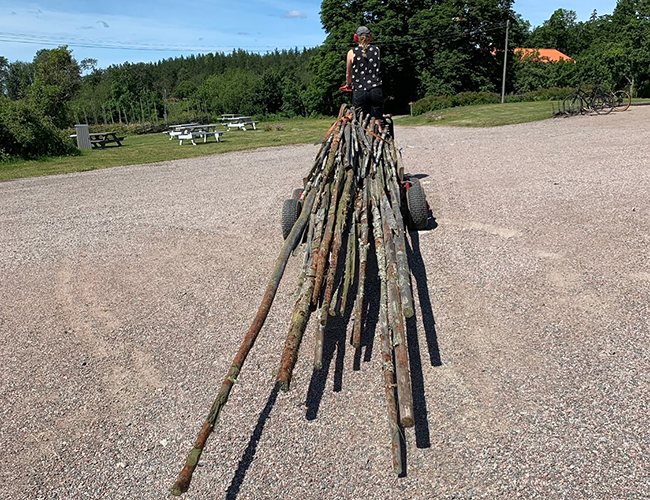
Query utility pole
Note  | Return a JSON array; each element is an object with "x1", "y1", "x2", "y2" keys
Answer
[{"x1": 501, "y1": 19, "x2": 510, "y2": 104}]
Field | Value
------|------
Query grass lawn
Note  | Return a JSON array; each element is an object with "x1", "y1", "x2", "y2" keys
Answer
[
  {"x1": 0, "y1": 101, "x2": 564, "y2": 181},
  {"x1": 0, "y1": 118, "x2": 334, "y2": 181},
  {"x1": 394, "y1": 100, "x2": 559, "y2": 127}
]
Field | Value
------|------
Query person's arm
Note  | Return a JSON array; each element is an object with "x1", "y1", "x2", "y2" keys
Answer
[{"x1": 346, "y1": 50, "x2": 354, "y2": 87}]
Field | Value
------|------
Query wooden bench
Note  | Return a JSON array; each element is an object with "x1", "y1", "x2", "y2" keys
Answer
[{"x1": 89, "y1": 132, "x2": 125, "y2": 148}]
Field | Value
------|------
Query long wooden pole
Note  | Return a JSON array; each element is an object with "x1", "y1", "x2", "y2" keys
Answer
[
  {"x1": 369, "y1": 180, "x2": 403, "y2": 473},
  {"x1": 379, "y1": 191, "x2": 414, "y2": 428},
  {"x1": 352, "y1": 182, "x2": 370, "y2": 347},
  {"x1": 171, "y1": 189, "x2": 317, "y2": 496},
  {"x1": 277, "y1": 116, "x2": 346, "y2": 386}
]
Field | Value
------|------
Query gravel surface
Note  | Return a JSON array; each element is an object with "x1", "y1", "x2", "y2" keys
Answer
[{"x1": 1, "y1": 108, "x2": 649, "y2": 500}]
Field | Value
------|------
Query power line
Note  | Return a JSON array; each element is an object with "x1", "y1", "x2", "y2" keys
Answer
[
  {"x1": 0, "y1": 21, "x2": 511, "y2": 54},
  {"x1": 0, "y1": 31, "x2": 318, "y2": 53}
]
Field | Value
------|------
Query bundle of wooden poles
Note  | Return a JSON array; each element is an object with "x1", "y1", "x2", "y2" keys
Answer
[{"x1": 172, "y1": 105, "x2": 419, "y2": 495}]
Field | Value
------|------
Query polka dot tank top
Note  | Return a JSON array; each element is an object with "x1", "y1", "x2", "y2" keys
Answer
[{"x1": 352, "y1": 46, "x2": 382, "y2": 91}]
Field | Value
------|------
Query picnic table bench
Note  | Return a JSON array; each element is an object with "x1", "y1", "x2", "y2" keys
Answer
[
  {"x1": 224, "y1": 116, "x2": 259, "y2": 131},
  {"x1": 165, "y1": 123, "x2": 199, "y2": 140},
  {"x1": 171, "y1": 124, "x2": 224, "y2": 146},
  {"x1": 89, "y1": 132, "x2": 125, "y2": 148}
]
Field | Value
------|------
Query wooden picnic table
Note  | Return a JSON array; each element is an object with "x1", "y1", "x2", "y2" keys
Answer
[{"x1": 89, "y1": 132, "x2": 125, "y2": 148}]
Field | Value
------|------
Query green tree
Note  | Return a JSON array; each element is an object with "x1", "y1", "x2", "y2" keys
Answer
[
  {"x1": 196, "y1": 69, "x2": 262, "y2": 116},
  {"x1": 608, "y1": 0, "x2": 650, "y2": 95},
  {"x1": 313, "y1": 0, "x2": 514, "y2": 115},
  {"x1": 527, "y1": 9, "x2": 581, "y2": 56},
  {"x1": 257, "y1": 70, "x2": 283, "y2": 115},
  {"x1": 511, "y1": 55, "x2": 579, "y2": 92},
  {"x1": 171, "y1": 80, "x2": 198, "y2": 99},
  {"x1": 30, "y1": 46, "x2": 81, "y2": 127},
  {"x1": 0, "y1": 56, "x2": 7, "y2": 95},
  {"x1": 5, "y1": 61, "x2": 34, "y2": 100}
]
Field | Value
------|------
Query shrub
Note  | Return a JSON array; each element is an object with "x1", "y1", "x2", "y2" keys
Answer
[
  {"x1": 0, "y1": 96, "x2": 79, "y2": 161},
  {"x1": 412, "y1": 91, "x2": 499, "y2": 115},
  {"x1": 412, "y1": 87, "x2": 578, "y2": 115},
  {"x1": 525, "y1": 87, "x2": 575, "y2": 101},
  {"x1": 452, "y1": 91, "x2": 500, "y2": 106},
  {"x1": 412, "y1": 95, "x2": 453, "y2": 115}
]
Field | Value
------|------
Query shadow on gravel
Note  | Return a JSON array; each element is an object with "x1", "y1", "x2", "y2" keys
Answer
[
  {"x1": 305, "y1": 211, "x2": 442, "y2": 458},
  {"x1": 226, "y1": 384, "x2": 280, "y2": 500},
  {"x1": 305, "y1": 239, "x2": 361, "y2": 420},
  {"x1": 225, "y1": 215, "x2": 442, "y2": 491},
  {"x1": 404, "y1": 214, "x2": 440, "y2": 450},
  {"x1": 408, "y1": 220, "x2": 441, "y2": 368}
]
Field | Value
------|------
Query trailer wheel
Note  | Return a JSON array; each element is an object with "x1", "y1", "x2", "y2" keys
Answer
[
  {"x1": 406, "y1": 178, "x2": 429, "y2": 230},
  {"x1": 282, "y1": 198, "x2": 301, "y2": 239},
  {"x1": 292, "y1": 188, "x2": 304, "y2": 201}
]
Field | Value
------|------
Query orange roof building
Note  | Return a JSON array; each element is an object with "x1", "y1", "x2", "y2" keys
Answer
[{"x1": 515, "y1": 48, "x2": 574, "y2": 62}]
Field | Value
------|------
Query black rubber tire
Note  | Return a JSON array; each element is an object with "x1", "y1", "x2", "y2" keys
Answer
[
  {"x1": 592, "y1": 93, "x2": 614, "y2": 115},
  {"x1": 563, "y1": 94, "x2": 585, "y2": 115},
  {"x1": 613, "y1": 90, "x2": 631, "y2": 112},
  {"x1": 406, "y1": 178, "x2": 429, "y2": 230},
  {"x1": 281, "y1": 198, "x2": 301, "y2": 239},
  {"x1": 292, "y1": 188, "x2": 304, "y2": 201}
]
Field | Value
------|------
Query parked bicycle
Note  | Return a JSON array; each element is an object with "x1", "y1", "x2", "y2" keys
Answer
[
  {"x1": 612, "y1": 89, "x2": 632, "y2": 111},
  {"x1": 563, "y1": 84, "x2": 615, "y2": 116}
]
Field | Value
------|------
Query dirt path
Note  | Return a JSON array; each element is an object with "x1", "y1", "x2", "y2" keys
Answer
[{"x1": 1, "y1": 108, "x2": 649, "y2": 499}]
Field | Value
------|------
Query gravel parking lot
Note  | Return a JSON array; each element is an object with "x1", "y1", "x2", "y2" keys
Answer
[{"x1": 1, "y1": 107, "x2": 649, "y2": 500}]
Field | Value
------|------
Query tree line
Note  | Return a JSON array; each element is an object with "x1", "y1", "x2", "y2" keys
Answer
[{"x1": 1, "y1": 0, "x2": 649, "y2": 160}]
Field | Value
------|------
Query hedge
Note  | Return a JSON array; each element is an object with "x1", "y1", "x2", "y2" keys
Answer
[{"x1": 412, "y1": 88, "x2": 577, "y2": 115}]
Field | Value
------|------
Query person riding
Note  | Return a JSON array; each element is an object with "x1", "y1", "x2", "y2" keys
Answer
[{"x1": 344, "y1": 26, "x2": 384, "y2": 130}]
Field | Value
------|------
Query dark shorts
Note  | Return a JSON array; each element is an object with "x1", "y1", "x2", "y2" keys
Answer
[{"x1": 352, "y1": 87, "x2": 384, "y2": 119}]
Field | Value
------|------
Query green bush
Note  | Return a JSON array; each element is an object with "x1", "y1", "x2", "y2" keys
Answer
[
  {"x1": 452, "y1": 91, "x2": 500, "y2": 106},
  {"x1": 0, "y1": 96, "x2": 79, "y2": 161},
  {"x1": 412, "y1": 88, "x2": 578, "y2": 115},
  {"x1": 412, "y1": 95, "x2": 453, "y2": 115},
  {"x1": 412, "y1": 91, "x2": 499, "y2": 115},
  {"x1": 525, "y1": 87, "x2": 575, "y2": 101}
]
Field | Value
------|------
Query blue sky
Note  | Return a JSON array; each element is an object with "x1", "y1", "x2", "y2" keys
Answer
[{"x1": 0, "y1": 1, "x2": 618, "y2": 69}]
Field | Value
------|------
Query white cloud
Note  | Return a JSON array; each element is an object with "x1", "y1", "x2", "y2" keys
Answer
[{"x1": 284, "y1": 10, "x2": 306, "y2": 19}]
